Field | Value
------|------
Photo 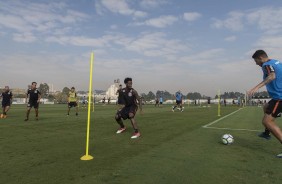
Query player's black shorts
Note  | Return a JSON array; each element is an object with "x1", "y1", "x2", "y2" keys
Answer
[
  {"x1": 176, "y1": 100, "x2": 182, "y2": 105},
  {"x1": 117, "y1": 105, "x2": 138, "y2": 120},
  {"x1": 160, "y1": 102, "x2": 163, "y2": 104},
  {"x1": 27, "y1": 101, "x2": 39, "y2": 108},
  {"x1": 117, "y1": 98, "x2": 125, "y2": 105},
  {"x1": 68, "y1": 102, "x2": 77, "y2": 108},
  {"x1": 2, "y1": 101, "x2": 11, "y2": 108},
  {"x1": 265, "y1": 99, "x2": 282, "y2": 118}
]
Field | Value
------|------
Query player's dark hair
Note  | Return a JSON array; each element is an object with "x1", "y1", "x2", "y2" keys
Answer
[
  {"x1": 71, "y1": 87, "x2": 75, "y2": 89},
  {"x1": 252, "y1": 50, "x2": 268, "y2": 59},
  {"x1": 124, "y1": 77, "x2": 132, "y2": 84},
  {"x1": 32, "y1": 82, "x2": 37, "y2": 85}
]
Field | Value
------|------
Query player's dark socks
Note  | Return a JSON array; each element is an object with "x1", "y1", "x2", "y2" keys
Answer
[
  {"x1": 3, "y1": 112, "x2": 7, "y2": 115},
  {"x1": 117, "y1": 120, "x2": 125, "y2": 128},
  {"x1": 134, "y1": 129, "x2": 139, "y2": 133},
  {"x1": 76, "y1": 113, "x2": 78, "y2": 116},
  {"x1": 264, "y1": 128, "x2": 270, "y2": 135}
]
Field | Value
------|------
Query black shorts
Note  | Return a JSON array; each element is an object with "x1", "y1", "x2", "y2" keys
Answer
[
  {"x1": 117, "y1": 98, "x2": 125, "y2": 105},
  {"x1": 27, "y1": 101, "x2": 39, "y2": 108},
  {"x1": 176, "y1": 100, "x2": 182, "y2": 105},
  {"x1": 160, "y1": 102, "x2": 163, "y2": 104},
  {"x1": 68, "y1": 102, "x2": 77, "y2": 108},
  {"x1": 2, "y1": 101, "x2": 11, "y2": 108},
  {"x1": 117, "y1": 105, "x2": 138, "y2": 120},
  {"x1": 265, "y1": 99, "x2": 282, "y2": 118}
]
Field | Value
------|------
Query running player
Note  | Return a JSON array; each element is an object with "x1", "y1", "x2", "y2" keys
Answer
[
  {"x1": 248, "y1": 50, "x2": 282, "y2": 158},
  {"x1": 25, "y1": 82, "x2": 41, "y2": 121},
  {"x1": 67, "y1": 87, "x2": 78, "y2": 116},
  {"x1": 172, "y1": 90, "x2": 184, "y2": 112},
  {"x1": 0, "y1": 86, "x2": 13, "y2": 119},
  {"x1": 115, "y1": 77, "x2": 143, "y2": 139},
  {"x1": 82, "y1": 96, "x2": 86, "y2": 108}
]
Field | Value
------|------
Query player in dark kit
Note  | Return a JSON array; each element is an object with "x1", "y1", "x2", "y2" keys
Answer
[
  {"x1": 248, "y1": 50, "x2": 282, "y2": 158},
  {"x1": 115, "y1": 78, "x2": 143, "y2": 139},
  {"x1": 25, "y1": 82, "x2": 41, "y2": 121},
  {"x1": 0, "y1": 86, "x2": 13, "y2": 119}
]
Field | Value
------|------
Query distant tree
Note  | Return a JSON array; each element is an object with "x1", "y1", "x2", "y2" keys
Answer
[
  {"x1": 38, "y1": 83, "x2": 49, "y2": 100},
  {"x1": 187, "y1": 92, "x2": 202, "y2": 100},
  {"x1": 156, "y1": 90, "x2": 173, "y2": 100},
  {"x1": 215, "y1": 91, "x2": 245, "y2": 99},
  {"x1": 141, "y1": 91, "x2": 156, "y2": 101},
  {"x1": 62, "y1": 87, "x2": 70, "y2": 95}
]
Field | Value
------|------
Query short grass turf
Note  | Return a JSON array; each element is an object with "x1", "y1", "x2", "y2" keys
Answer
[{"x1": 1, "y1": 104, "x2": 282, "y2": 184}]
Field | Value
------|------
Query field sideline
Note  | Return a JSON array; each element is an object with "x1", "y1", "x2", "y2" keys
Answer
[{"x1": 1, "y1": 104, "x2": 282, "y2": 184}]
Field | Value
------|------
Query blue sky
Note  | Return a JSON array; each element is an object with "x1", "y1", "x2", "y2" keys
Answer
[{"x1": 1, "y1": 0, "x2": 282, "y2": 96}]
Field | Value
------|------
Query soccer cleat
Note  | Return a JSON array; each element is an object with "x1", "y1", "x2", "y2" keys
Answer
[
  {"x1": 3, "y1": 115, "x2": 7, "y2": 119},
  {"x1": 258, "y1": 132, "x2": 271, "y2": 140},
  {"x1": 76, "y1": 113, "x2": 78, "y2": 116},
  {"x1": 131, "y1": 132, "x2": 141, "y2": 139},
  {"x1": 172, "y1": 106, "x2": 174, "y2": 112},
  {"x1": 0, "y1": 114, "x2": 3, "y2": 118},
  {"x1": 116, "y1": 127, "x2": 126, "y2": 134},
  {"x1": 277, "y1": 153, "x2": 282, "y2": 158}
]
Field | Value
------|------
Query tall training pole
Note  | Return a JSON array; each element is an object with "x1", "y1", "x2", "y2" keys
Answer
[{"x1": 80, "y1": 52, "x2": 94, "y2": 161}]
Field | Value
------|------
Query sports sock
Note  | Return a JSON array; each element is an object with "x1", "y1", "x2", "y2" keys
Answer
[{"x1": 264, "y1": 128, "x2": 270, "y2": 135}]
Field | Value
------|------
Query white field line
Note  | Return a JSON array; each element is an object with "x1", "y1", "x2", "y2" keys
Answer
[{"x1": 202, "y1": 108, "x2": 261, "y2": 132}]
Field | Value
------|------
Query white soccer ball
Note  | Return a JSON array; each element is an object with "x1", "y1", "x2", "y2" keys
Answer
[{"x1": 222, "y1": 134, "x2": 234, "y2": 145}]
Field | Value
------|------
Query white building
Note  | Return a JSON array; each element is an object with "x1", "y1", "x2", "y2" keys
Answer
[{"x1": 105, "y1": 79, "x2": 120, "y2": 100}]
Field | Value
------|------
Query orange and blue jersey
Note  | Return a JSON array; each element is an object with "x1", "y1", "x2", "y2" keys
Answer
[{"x1": 262, "y1": 59, "x2": 282, "y2": 100}]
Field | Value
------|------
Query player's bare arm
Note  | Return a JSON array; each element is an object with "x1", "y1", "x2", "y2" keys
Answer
[
  {"x1": 248, "y1": 72, "x2": 275, "y2": 96},
  {"x1": 38, "y1": 94, "x2": 41, "y2": 103},
  {"x1": 133, "y1": 90, "x2": 142, "y2": 112}
]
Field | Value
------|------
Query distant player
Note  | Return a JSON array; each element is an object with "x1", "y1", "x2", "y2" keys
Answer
[
  {"x1": 155, "y1": 97, "x2": 159, "y2": 107},
  {"x1": 115, "y1": 77, "x2": 143, "y2": 139},
  {"x1": 159, "y1": 96, "x2": 163, "y2": 107},
  {"x1": 82, "y1": 96, "x2": 86, "y2": 108},
  {"x1": 172, "y1": 90, "x2": 184, "y2": 112},
  {"x1": 67, "y1": 87, "x2": 78, "y2": 116},
  {"x1": 248, "y1": 50, "x2": 282, "y2": 158},
  {"x1": 25, "y1": 82, "x2": 41, "y2": 121},
  {"x1": 0, "y1": 86, "x2": 13, "y2": 119}
]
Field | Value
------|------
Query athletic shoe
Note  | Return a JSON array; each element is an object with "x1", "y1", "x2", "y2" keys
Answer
[
  {"x1": 131, "y1": 132, "x2": 141, "y2": 139},
  {"x1": 258, "y1": 132, "x2": 271, "y2": 140},
  {"x1": 172, "y1": 106, "x2": 174, "y2": 112},
  {"x1": 116, "y1": 127, "x2": 126, "y2": 134},
  {"x1": 277, "y1": 153, "x2": 282, "y2": 158},
  {"x1": 0, "y1": 114, "x2": 3, "y2": 118},
  {"x1": 76, "y1": 113, "x2": 78, "y2": 116},
  {"x1": 3, "y1": 115, "x2": 7, "y2": 119}
]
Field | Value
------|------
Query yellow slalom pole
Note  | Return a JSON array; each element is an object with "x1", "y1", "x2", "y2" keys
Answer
[
  {"x1": 81, "y1": 52, "x2": 94, "y2": 161},
  {"x1": 218, "y1": 90, "x2": 221, "y2": 117}
]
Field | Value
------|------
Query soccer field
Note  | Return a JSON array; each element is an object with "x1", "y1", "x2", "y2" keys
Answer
[{"x1": 1, "y1": 104, "x2": 282, "y2": 184}]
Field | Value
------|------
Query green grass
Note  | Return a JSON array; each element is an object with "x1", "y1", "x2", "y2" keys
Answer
[{"x1": 1, "y1": 104, "x2": 282, "y2": 184}]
